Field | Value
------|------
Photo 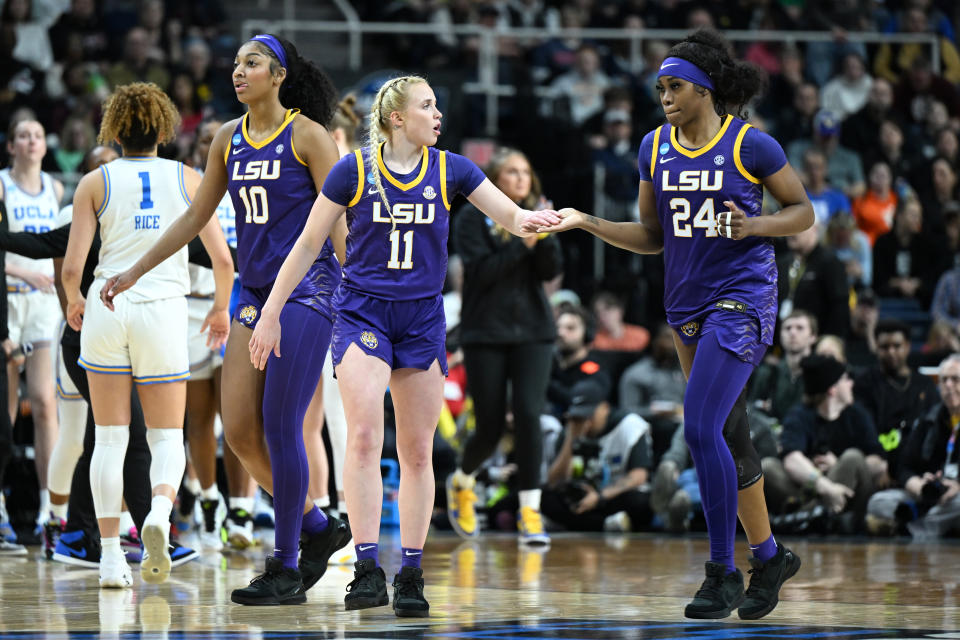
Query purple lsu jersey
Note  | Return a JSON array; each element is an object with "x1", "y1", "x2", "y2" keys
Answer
[
  {"x1": 225, "y1": 110, "x2": 340, "y2": 318},
  {"x1": 322, "y1": 144, "x2": 485, "y2": 301},
  {"x1": 639, "y1": 115, "x2": 788, "y2": 347}
]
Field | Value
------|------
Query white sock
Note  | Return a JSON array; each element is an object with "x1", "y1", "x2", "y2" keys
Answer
[
  {"x1": 313, "y1": 495, "x2": 330, "y2": 509},
  {"x1": 119, "y1": 511, "x2": 135, "y2": 533},
  {"x1": 91, "y1": 426, "x2": 129, "y2": 519},
  {"x1": 101, "y1": 536, "x2": 122, "y2": 558},
  {"x1": 50, "y1": 502, "x2": 68, "y2": 520},
  {"x1": 184, "y1": 476, "x2": 201, "y2": 496},
  {"x1": 229, "y1": 497, "x2": 254, "y2": 513},
  {"x1": 519, "y1": 489, "x2": 542, "y2": 511},
  {"x1": 145, "y1": 428, "x2": 186, "y2": 496},
  {"x1": 200, "y1": 485, "x2": 219, "y2": 501},
  {"x1": 150, "y1": 495, "x2": 174, "y2": 522},
  {"x1": 453, "y1": 468, "x2": 475, "y2": 489}
]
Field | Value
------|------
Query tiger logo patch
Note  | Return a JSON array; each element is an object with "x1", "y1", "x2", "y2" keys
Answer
[
  {"x1": 360, "y1": 331, "x2": 378, "y2": 349},
  {"x1": 680, "y1": 321, "x2": 700, "y2": 337},
  {"x1": 238, "y1": 305, "x2": 258, "y2": 326}
]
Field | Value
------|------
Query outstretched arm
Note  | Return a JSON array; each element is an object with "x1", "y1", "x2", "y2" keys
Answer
[
  {"x1": 540, "y1": 180, "x2": 665, "y2": 254},
  {"x1": 465, "y1": 179, "x2": 560, "y2": 236},
  {"x1": 62, "y1": 173, "x2": 100, "y2": 330}
]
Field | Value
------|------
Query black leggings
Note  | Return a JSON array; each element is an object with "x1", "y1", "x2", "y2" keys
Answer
[
  {"x1": 62, "y1": 340, "x2": 152, "y2": 536},
  {"x1": 460, "y1": 342, "x2": 553, "y2": 490},
  {"x1": 0, "y1": 359, "x2": 10, "y2": 492}
]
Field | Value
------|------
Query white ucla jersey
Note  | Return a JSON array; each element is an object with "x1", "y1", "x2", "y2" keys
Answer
[
  {"x1": 1, "y1": 169, "x2": 60, "y2": 281},
  {"x1": 94, "y1": 157, "x2": 190, "y2": 302},
  {"x1": 188, "y1": 188, "x2": 237, "y2": 296}
]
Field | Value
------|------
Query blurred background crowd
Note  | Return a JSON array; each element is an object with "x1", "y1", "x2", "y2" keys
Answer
[{"x1": 4, "y1": 0, "x2": 960, "y2": 543}]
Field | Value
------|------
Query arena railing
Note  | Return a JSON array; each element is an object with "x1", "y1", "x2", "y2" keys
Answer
[{"x1": 238, "y1": 20, "x2": 941, "y2": 136}]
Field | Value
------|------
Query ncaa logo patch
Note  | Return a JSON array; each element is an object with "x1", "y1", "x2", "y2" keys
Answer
[
  {"x1": 367, "y1": 172, "x2": 376, "y2": 185},
  {"x1": 232, "y1": 134, "x2": 241, "y2": 146},
  {"x1": 423, "y1": 185, "x2": 436, "y2": 200},
  {"x1": 680, "y1": 320, "x2": 700, "y2": 337},
  {"x1": 238, "y1": 305, "x2": 258, "y2": 326},
  {"x1": 360, "y1": 331, "x2": 378, "y2": 349},
  {"x1": 714, "y1": 155, "x2": 725, "y2": 166},
  {"x1": 659, "y1": 143, "x2": 670, "y2": 155},
  {"x1": 275, "y1": 143, "x2": 284, "y2": 154}
]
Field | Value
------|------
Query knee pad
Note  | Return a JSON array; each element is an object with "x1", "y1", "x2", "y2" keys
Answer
[
  {"x1": 146, "y1": 428, "x2": 187, "y2": 492},
  {"x1": 722, "y1": 390, "x2": 763, "y2": 490}
]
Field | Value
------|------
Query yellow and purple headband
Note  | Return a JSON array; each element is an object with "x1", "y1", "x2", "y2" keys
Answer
[{"x1": 657, "y1": 57, "x2": 714, "y2": 91}]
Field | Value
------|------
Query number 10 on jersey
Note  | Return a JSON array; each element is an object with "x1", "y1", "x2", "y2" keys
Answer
[{"x1": 238, "y1": 186, "x2": 269, "y2": 224}]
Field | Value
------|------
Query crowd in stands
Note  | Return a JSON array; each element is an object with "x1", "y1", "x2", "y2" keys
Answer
[{"x1": 3, "y1": 0, "x2": 960, "y2": 543}]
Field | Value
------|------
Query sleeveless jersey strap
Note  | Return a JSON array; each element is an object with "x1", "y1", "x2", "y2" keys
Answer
[
  {"x1": 733, "y1": 123, "x2": 761, "y2": 184},
  {"x1": 439, "y1": 151, "x2": 451, "y2": 211},
  {"x1": 649, "y1": 125, "x2": 664, "y2": 176},
  {"x1": 95, "y1": 165, "x2": 111, "y2": 219},
  {"x1": 178, "y1": 163, "x2": 191, "y2": 205},
  {"x1": 348, "y1": 149, "x2": 365, "y2": 208}
]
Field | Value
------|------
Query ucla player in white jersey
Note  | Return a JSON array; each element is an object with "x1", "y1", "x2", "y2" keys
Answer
[
  {"x1": 0, "y1": 119, "x2": 64, "y2": 533},
  {"x1": 62, "y1": 83, "x2": 234, "y2": 588}
]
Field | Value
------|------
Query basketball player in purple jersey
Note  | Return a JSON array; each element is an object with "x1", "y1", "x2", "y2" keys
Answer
[
  {"x1": 541, "y1": 29, "x2": 813, "y2": 620},
  {"x1": 101, "y1": 34, "x2": 351, "y2": 605},
  {"x1": 249, "y1": 75, "x2": 559, "y2": 617}
]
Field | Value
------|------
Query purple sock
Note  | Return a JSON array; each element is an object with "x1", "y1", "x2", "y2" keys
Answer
[
  {"x1": 751, "y1": 534, "x2": 778, "y2": 563},
  {"x1": 401, "y1": 547, "x2": 422, "y2": 569},
  {"x1": 301, "y1": 505, "x2": 329, "y2": 536},
  {"x1": 262, "y1": 303, "x2": 331, "y2": 570},
  {"x1": 684, "y1": 333, "x2": 755, "y2": 575},
  {"x1": 356, "y1": 542, "x2": 379, "y2": 566}
]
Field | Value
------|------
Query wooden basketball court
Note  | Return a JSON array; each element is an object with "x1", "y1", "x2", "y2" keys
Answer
[{"x1": 1, "y1": 532, "x2": 958, "y2": 638}]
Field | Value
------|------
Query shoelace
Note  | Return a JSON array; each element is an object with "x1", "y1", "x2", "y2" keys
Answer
[
  {"x1": 744, "y1": 561, "x2": 771, "y2": 596},
  {"x1": 346, "y1": 567, "x2": 380, "y2": 593},
  {"x1": 694, "y1": 575, "x2": 724, "y2": 599},
  {"x1": 393, "y1": 573, "x2": 423, "y2": 598}
]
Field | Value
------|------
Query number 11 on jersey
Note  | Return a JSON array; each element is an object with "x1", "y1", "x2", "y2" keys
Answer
[{"x1": 387, "y1": 229, "x2": 413, "y2": 269}]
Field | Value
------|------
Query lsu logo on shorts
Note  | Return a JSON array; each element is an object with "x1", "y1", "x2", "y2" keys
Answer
[
  {"x1": 360, "y1": 331, "x2": 378, "y2": 349},
  {"x1": 238, "y1": 305, "x2": 258, "y2": 326},
  {"x1": 680, "y1": 320, "x2": 700, "y2": 337}
]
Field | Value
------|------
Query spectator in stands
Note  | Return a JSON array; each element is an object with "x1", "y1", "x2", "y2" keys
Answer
[
  {"x1": 874, "y1": 6, "x2": 960, "y2": 85},
  {"x1": 788, "y1": 109, "x2": 866, "y2": 199},
  {"x1": 649, "y1": 422, "x2": 699, "y2": 532},
  {"x1": 821, "y1": 52, "x2": 873, "y2": 121},
  {"x1": 847, "y1": 289, "x2": 880, "y2": 373},
  {"x1": 547, "y1": 305, "x2": 608, "y2": 418},
  {"x1": 866, "y1": 353, "x2": 960, "y2": 538},
  {"x1": 48, "y1": 0, "x2": 108, "y2": 63},
  {"x1": 137, "y1": 0, "x2": 181, "y2": 68},
  {"x1": 873, "y1": 196, "x2": 941, "y2": 308},
  {"x1": 802, "y1": 146, "x2": 852, "y2": 229},
  {"x1": 774, "y1": 82, "x2": 819, "y2": 147},
  {"x1": 543, "y1": 378, "x2": 654, "y2": 532},
  {"x1": 591, "y1": 291, "x2": 649, "y2": 352},
  {"x1": 583, "y1": 87, "x2": 634, "y2": 149},
  {"x1": 591, "y1": 109, "x2": 640, "y2": 223},
  {"x1": 619, "y1": 324, "x2": 685, "y2": 443},
  {"x1": 764, "y1": 354, "x2": 884, "y2": 531},
  {"x1": 872, "y1": 119, "x2": 925, "y2": 185},
  {"x1": 3, "y1": 0, "x2": 55, "y2": 72},
  {"x1": 934, "y1": 128, "x2": 959, "y2": 169},
  {"x1": 853, "y1": 161, "x2": 898, "y2": 246},
  {"x1": 105, "y1": 27, "x2": 169, "y2": 90},
  {"x1": 824, "y1": 214, "x2": 872, "y2": 289},
  {"x1": 854, "y1": 319, "x2": 940, "y2": 490},
  {"x1": 549, "y1": 43, "x2": 613, "y2": 126},
  {"x1": 840, "y1": 78, "x2": 895, "y2": 166},
  {"x1": 749, "y1": 309, "x2": 818, "y2": 422},
  {"x1": 892, "y1": 56, "x2": 960, "y2": 127},
  {"x1": 778, "y1": 223, "x2": 851, "y2": 338},
  {"x1": 51, "y1": 115, "x2": 94, "y2": 174},
  {"x1": 815, "y1": 334, "x2": 847, "y2": 363},
  {"x1": 801, "y1": 0, "x2": 872, "y2": 86},
  {"x1": 918, "y1": 157, "x2": 959, "y2": 239},
  {"x1": 912, "y1": 320, "x2": 960, "y2": 369},
  {"x1": 931, "y1": 233, "x2": 960, "y2": 333}
]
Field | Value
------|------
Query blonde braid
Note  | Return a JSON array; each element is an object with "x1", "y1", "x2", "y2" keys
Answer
[{"x1": 366, "y1": 75, "x2": 428, "y2": 232}]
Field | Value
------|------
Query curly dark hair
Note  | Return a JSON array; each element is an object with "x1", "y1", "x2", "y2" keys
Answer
[
  {"x1": 98, "y1": 82, "x2": 180, "y2": 152},
  {"x1": 665, "y1": 28, "x2": 767, "y2": 120},
  {"x1": 248, "y1": 34, "x2": 338, "y2": 126}
]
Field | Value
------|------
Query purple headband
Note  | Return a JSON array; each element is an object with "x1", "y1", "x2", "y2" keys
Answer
[
  {"x1": 657, "y1": 56, "x2": 714, "y2": 91},
  {"x1": 249, "y1": 34, "x2": 287, "y2": 69}
]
